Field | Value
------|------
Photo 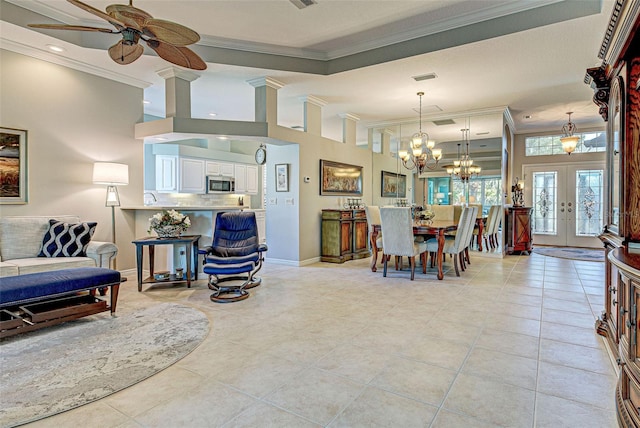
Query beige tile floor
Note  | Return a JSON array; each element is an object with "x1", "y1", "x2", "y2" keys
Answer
[{"x1": 26, "y1": 251, "x2": 617, "y2": 428}]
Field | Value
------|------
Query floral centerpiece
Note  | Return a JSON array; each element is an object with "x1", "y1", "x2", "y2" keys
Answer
[{"x1": 148, "y1": 209, "x2": 191, "y2": 238}]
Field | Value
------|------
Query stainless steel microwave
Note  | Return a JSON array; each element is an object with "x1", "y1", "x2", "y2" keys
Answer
[{"x1": 207, "y1": 176, "x2": 235, "y2": 193}]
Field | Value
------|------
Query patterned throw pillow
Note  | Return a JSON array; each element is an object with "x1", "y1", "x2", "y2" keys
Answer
[{"x1": 38, "y1": 220, "x2": 97, "y2": 258}]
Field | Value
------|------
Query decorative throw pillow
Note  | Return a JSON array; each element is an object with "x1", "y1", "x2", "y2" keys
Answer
[{"x1": 38, "y1": 220, "x2": 97, "y2": 258}]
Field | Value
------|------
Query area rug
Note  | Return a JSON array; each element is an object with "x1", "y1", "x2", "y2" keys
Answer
[
  {"x1": 533, "y1": 246, "x2": 604, "y2": 262},
  {"x1": 0, "y1": 301, "x2": 209, "y2": 428}
]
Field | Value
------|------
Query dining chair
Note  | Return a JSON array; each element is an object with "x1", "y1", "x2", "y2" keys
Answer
[
  {"x1": 365, "y1": 205, "x2": 384, "y2": 265},
  {"x1": 379, "y1": 207, "x2": 427, "y2": 280},
  {"x1": 426, "y1": 206, "x2": 477, "y2": 276},
  {"x1": 486, "y1": 205, "x2": 503, "y2": 249}
]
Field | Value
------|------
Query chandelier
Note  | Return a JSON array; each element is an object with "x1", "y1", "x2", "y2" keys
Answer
[
  {"x1": 445, "y1": 127, "x2": 481, "y2": 182},
  {"x1": 559, "y1": 111, "x2": 579, "y2": 155},
  {"x1": 398, "y1": 92, "x2": 442, "y2": 174}
]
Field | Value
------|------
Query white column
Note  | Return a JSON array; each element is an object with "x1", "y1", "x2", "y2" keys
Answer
[
  {"x1": 247, "y1": 77, "x2": 284, "y2": 124},
  {"x1": 157, "y1": 67, "x2": 200, "y2": 119},
  {"x1": 299, "y1": 95, "x2": 327, "y2": 135},
  {"x1": 339, "y1": 113, "x2": 360, "y2": 145}
]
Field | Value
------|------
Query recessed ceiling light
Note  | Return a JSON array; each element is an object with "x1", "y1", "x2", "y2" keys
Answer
[
  {"x1": 208, "y1": 113, "x2": 217, "y2": 117},
  {"x1": 143, "y1": 100, "x2": 151, "y2": 104},
  {"x1": 218, "y1": 136, "x2": 229, "y2": 140},
  {"x1": 46, "y1": 44, "x2": 65, "y2": 53},
  {"x1": 412, "y1": 73, "x2": 437, "y2": 81}
]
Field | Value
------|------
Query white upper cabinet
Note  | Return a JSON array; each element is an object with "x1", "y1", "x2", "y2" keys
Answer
[
  {"x1": 179, "y1": 158, "x2": 206, "y2": 194},
  {"x1": 206, "y1": 161, "x2": 234, "y2": 177},
  {"x1": 246, "y1": 165, "x2": 259, "y2": 195},
  {"x1": 234, "y1": 164, "x2": 259, "y2": 195},
  {"x1": 156, "y1": 155, "x2": 177, "y2": 192}
]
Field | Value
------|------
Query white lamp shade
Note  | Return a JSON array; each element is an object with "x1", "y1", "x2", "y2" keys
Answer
[{"x1": 93, "y1": 162, "x2": 129, "y2": 185}]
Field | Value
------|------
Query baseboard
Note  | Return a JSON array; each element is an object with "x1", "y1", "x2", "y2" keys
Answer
[{"x1": 266, "y1": 257, "x2": 321, "y2": 267}]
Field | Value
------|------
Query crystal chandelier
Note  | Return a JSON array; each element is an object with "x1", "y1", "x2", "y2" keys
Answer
[
  {"x1": 560, "y1": 111, "x2": 579, "y2": 155},
  {"x1": 398, "y1": 92, "x2": 442, "y2": 174},
  {"x1": 446, "y1": 127, "x2": 481, "y2": 182}
]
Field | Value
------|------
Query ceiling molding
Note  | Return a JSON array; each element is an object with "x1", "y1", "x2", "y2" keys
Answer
[
  {"x1": 339, "y1": 113, "x2": 360, "y2": 122},
  {"x1": 299, "y1": 95, "x2": 327, "y2": 107},
  {"x1": 247, "y1": 76, "x2": 285, "y2": 89},
  {"x1": 0, "y1": 37, "x2": 152, "y2": 88},
  {"x1": 156, "y1": 67, "x2": 200, "y2": 82},
  {"x1": 365, "y1": 106, "x2": 510, "y2": 130}
]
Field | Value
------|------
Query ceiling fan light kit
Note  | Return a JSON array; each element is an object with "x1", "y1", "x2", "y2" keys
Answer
[{"x1": 28, "y1": 0, "x2": 206, "y2": 70}]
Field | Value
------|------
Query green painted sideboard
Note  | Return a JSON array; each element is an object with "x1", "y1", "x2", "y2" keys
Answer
[{"x1": 321, "y1": 209, "x2": 370, "y2": 263}]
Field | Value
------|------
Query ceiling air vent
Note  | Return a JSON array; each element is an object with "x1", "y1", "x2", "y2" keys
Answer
[
  {"x1": 432, "y1": 119, "x2": 456, "y2": 126},
  {"x1": 412, "y1": 73, "x2": 437, "y2": 81},
  {"x1": 290, "y1": 0, "x2": 317, "y2": 9}
]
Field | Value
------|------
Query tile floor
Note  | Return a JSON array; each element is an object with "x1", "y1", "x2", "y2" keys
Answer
[{"x1": 25, "y1": 251, "x2": 617, "y2": 427}]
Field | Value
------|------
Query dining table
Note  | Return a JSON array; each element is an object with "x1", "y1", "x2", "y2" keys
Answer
[{"x1": 370, "y1": 220, "x2": 458, "y2": 280}]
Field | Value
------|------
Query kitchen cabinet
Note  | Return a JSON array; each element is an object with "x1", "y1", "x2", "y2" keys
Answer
[
  {"x1": 206, "y1": 161, "x2": 234, "y2": 177},
  {"x1": 234, "y1": 164, "x2": 259, "y2": 195},
  {"x1": 156, "y1": 155, "x2": 177, "y2": 192},
  {"x1": 321, "y1": 209, "x2": 370, "y2": 263},
  {"x1": 179, "y1": 158, "x2": 206, "y2": 194},
  {"x1": 156, "y1": 155, "x2": 205, "y2": 194}
]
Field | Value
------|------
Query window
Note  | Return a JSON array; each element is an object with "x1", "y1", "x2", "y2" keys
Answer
[
  {"x1": 525, "y1": 132, "x2": 605, "y2": 156},
  {"x1": 451, "y1": 176, "x2": 502, "y2": 215}
]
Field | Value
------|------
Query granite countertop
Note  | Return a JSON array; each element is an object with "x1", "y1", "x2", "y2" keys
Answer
[{"x1": 121, "y1": 205, "x2": 250, "y2": 211}]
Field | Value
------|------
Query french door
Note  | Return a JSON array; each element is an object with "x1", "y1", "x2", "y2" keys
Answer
[{"x1": 523, "y1": 162, "x2": 604, "y2": 248}]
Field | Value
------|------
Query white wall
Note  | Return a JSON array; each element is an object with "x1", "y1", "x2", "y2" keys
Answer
[{"x1": 0, "y1": 50, "x2": 143, "y2": 270}]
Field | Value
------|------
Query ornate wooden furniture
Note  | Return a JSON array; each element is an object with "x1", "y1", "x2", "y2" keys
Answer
[
  {"x1": 321, "y1": 209, "x2": 370, "y2": 263},
  {"x1": 505, "y1": 207, "x2": 532, "y2": 255},
  {"x1": 585, "y1": 1, "x2": 639, "y2": 426}
]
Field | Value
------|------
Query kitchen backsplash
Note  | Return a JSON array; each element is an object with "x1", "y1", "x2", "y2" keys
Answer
[{"x1": 144, "y1": 192, "x2": 254, "y2": 207}]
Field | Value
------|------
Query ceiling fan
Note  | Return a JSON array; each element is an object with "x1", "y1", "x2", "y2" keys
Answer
[{"x1": 28, "y1": 0, "x2": 207, "y2": 70}]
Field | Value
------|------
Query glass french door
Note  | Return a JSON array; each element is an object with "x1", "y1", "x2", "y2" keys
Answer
[{"x1": 523, "y1": 162, "x2": 604, "y2": 248}]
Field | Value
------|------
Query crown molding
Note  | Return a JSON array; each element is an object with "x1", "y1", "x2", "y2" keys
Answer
[
  {"x1": 365, "y1": 106, "x2": 510, "y2": 130},
  {"x1": 299, "y1": 95, "x2": 327, "y2": 107},
  {"x1": 156, "y1": 67, "x2": 200, "y2": 82},
  {"x1": 0, "y1": 38, "x2": 151, "y2": 88},
  {"x1": 338, "y1": 113, "x2": 360, "y2": 122},
  {"x1": 247, "y1": 76, "x2": 285, "y2": 89}
]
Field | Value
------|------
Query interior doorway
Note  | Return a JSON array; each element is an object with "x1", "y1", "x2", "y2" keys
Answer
[{"x1": 523, "y1": 162, "x2": 604, "y2": 248}]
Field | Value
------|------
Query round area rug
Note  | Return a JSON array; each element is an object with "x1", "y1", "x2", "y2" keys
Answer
[
  {"x1": 533, "y1": 246, "x2": 604, "y2": 262},
  {"x1": 0, "y1": 302, "x2": 209, "y2": 428}
]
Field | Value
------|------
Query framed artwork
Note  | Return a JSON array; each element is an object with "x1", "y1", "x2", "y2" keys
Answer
[
  {"x1": 320, "y1": 159, "x2": 363, "y2": 196},
  {"x1": 275, "y1": 163, "x2": 289, "y2": 192},
  {"x1": 0, "y1": 128, "x2": 27, "y2": 204},
  {"x1": 381, "y1": 170, "x2": 407, "y2": 198}
]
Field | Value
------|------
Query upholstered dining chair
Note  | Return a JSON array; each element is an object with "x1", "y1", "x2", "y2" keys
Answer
[
  {"x1": 199, "y1": 211, "x2": 267, "y2": 303},
  {"x1": 485, "y1": 205, "x2": 502, "y2": 250},
  {"x1": 426, "y1": 206, "x2": 477, "y2": 276},
  {"x1": 473, "y1": 205, "x2": 500, "y2": 250},
  {"x1": 379, "y1": 207, "x2": 427, "y2": 280},
  {"x1": 365, "y1": 205, "x2": 384, "y2": 266}
]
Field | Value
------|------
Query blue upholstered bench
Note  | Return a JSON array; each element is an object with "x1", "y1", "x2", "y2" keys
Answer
[{"x1": 0, "y1": 267, "x2": 123, "y2": 338}]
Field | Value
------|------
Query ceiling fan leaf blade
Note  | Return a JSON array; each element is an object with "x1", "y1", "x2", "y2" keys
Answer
[
  {"x1": 28, "y1": 24, "x2": 116, "y2": 33},
  {"x1": 106, "y1": 4, "x2": 153, "y2": 31},
  {"x1": 108, "y1": 40, "x2": 144, "y2": 65},
  {"x1": 147, "y1": 41, "x2": 206, "y2": 70},
  {"x1": 67, "y1": 0, "x2": 126, "y2": 30},
  {"x1": 143, "y1": 19, "x2": 200, "y2": 46}
]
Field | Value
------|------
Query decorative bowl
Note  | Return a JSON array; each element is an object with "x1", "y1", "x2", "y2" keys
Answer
[{"x1": 154, "y1": 271, "x2": 170, "y2": 281}]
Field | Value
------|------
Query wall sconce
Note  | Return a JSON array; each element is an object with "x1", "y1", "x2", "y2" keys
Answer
[
  {"x1": 511, "y1": 177, "x2": 524, "y2": 207},
  {"x1": 93, "y1": 162, "x2": 129, "y2": 267}
]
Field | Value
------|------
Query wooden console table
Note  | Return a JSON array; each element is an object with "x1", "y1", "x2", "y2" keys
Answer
[{"x1": 132, "y1": 235, "x2": 200, "y2": 292}]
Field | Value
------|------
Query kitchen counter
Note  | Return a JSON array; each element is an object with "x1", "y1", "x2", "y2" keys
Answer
[{"x1": 121, "y1": 205, "x2": 251, "y2": 211}]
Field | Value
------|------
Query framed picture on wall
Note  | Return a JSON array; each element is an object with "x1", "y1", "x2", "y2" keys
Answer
[
  {"x1": 381, "y1": 170, "x2": 406, "y2": 198},
  {"x1": 0, "y1": 127, "x2": 28, "y2": 204},
  {"x1": 320, "y1": 159, "x2": 363, "y2": 196},
  {"x1": 275, "y1": 163, "x2": 289, "y2": 192}
]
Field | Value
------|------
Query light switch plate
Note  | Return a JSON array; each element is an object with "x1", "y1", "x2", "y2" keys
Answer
[
  {"x1": 269, "y1": 198, "x2": 277, "y2": 205},
  {"x1": 285, "y1": 198, "x2": 294, "y2": 205}
]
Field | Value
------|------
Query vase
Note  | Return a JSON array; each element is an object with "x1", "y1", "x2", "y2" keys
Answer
[{"x1": 154, "y1": 225, "x2": 183, "y2": 238}]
